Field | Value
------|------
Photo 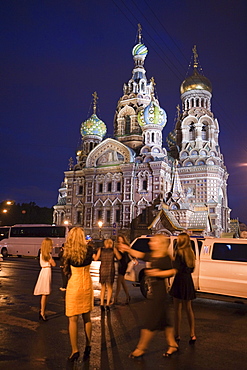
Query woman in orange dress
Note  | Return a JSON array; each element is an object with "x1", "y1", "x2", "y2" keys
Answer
[{"x1": 63, "y1": 227, "x2": 95, "y2": 362}]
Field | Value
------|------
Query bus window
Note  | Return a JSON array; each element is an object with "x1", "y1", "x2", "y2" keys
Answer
[{"x1": 0, "y1": 227, "x2": 10, "y2": 241}]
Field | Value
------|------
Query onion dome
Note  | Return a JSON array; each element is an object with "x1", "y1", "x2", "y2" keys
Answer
[
  {"x1": 138, "y1": 101, "x2": 167, "y2": 128},
  {"x1": 180, "y1": 68, "x2": 212, "y2": 94},
  {"x1": 132, "y1": 43, "x2": 148, "y2": 58},
  {"x1": 80, "y1": 113, "x2": 107, "y2": 138}
]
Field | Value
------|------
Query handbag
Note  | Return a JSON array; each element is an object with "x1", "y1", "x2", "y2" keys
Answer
[{"x1": 124, "y1": 258, "x2": 136, "y2": 281}]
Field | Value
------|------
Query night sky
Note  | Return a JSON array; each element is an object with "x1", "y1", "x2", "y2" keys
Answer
[{"x1": 1, "y1": 0, "x2": 247, "y2": 223}]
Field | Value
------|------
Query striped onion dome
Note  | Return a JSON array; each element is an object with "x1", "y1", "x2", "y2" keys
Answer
[{"x1": 138, "y1": 101, "x2": 167, "y2": 128}]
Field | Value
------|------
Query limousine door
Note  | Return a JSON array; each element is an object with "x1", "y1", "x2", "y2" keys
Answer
[{"x1": 199, "y1": 240, "x2": 247, "y2": 299}]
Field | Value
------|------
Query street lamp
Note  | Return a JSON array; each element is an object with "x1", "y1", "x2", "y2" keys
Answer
[{"x1": 98, "y1": 220, "x2": 103, "y2": 239}]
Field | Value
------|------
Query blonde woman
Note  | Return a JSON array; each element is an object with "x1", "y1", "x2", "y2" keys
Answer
[
  {"x1": 94, "y1": 238, "x2": 121, "y2": 310},
  {"x1": 169, "y1": 232, "x2": 196, "y2": 344},
  {"x1": 33, "y1": 238, "x2": 56, "y2": 321},
  {"x1": 121, "y1": 234, "x2": 178, "y2": 358},
  {"x1": 63, "y1": 227, "x2": 96, "y2": 362}
]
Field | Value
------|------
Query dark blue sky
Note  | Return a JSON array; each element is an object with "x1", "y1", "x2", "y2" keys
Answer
[{"x1": 1, "y1": 0, "x2": 247, "y2": 223}]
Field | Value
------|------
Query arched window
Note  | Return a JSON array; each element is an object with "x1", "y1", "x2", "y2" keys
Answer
[
  {"x1": 140, "y1": 208, "x2": 147, "y2": 223},
  {"x1": 143, "y1": 180, "x2": 148, "y2": 190},
  {"x1": 202, "y1": 123, "x2": 208, "y2": 140},
  {"x1": 78, "y1": 185, "x2": 83, "y2": 194},
  {"x1": 189, "y1": 123, "x2": 195, "y2": 140},
  {"x1": 61, "y1": 212, "x2": 64, "y2": 223},
  {"x1": 77, "y1": 211, "x2": 82, "y2": 224},
  {"x1": 125, "y1": 115, "x2": 131, "y2": 134}
]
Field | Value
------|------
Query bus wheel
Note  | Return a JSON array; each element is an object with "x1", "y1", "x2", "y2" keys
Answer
[{"x1": 1, "y1": 248, "x2": 8, "y2": 258}]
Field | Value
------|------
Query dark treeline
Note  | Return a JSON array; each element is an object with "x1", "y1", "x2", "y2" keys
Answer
[{"x1": 0, "y1": 201, "x2": 53, "y2": 226}]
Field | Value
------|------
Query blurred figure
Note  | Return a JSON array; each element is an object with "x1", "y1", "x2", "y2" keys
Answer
[
  {"x1": 94, "y1": 238, "x2": 121, "y2": 310},
  {"x1": 121, "y1": 234, "x2": 178, "y2": 358},
  {"x1": 63, "y1": 227, "x2": 95, "y2": 362},
  {"x1": 169, "y1": 232, "x2": 196, "y2": 344},
  {"x1": 33, "y1": 238, "x2": 56, "y2": 321},
  {"x1": 114, "y1": 235, "x2": 132, "y2": 304},
  {"x1": 58, "y1": 244, "x2": 68, "y2": 291}
]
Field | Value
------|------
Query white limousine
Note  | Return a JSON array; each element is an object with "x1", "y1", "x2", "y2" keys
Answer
[{"x1": 127, "y1": 235, "x2": 247, "y2": 301}]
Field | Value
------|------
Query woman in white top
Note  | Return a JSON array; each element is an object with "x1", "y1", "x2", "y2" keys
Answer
[{"x1": 33, "y1": 238, "x2": 56, "y2": 321}]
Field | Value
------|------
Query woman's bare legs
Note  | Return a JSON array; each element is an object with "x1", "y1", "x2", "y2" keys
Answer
[
  {"x1": 114, "y1": 274, "x2": 129, "y2": 302},
  {"x1": 164, "y1": 326, "x2": 178, "y2": 354},
  {"x1": 131, "y1": 329, "x2": 155, "y2": 356},
  {"x1": 100, "y1": 284, "x2": 106, "y2": 305},
  {"x1": 68, "y1": 315, "x2": 79, "y2": 355},
  {"x1": 184, "y1": 300, "x2": 196, "y2": 338},
  {"x1": 82, "y1": 312, "x2": 92, "y2": 346},
  {"x1": 106, "y1": 283, "x2": 113, "y2": 306},
  {"x1": 40, "y1": 295, "x2": 47, "y2": 316},
  {"x1": 173, "y1": 298, "x2": 182, "y2": 339}
]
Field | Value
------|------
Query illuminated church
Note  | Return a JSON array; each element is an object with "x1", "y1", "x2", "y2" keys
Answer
[{"x1": 53, "y1": 29, "x2": 231, "y2": 240}]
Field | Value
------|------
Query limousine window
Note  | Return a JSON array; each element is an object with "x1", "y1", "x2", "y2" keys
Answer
[
  {"x1": 212, "y1": 243, "x2": 247, "y2": 262},
  {"x1": 131, "y1": 238, "x2": 151, "y2": 253}
]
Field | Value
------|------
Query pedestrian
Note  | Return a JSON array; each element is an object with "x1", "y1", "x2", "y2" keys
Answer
[
  {"x1": 169, "y1": 232, "x2": 196, "y2": 344},
  {"x1": 58, "y1": 244, "x2": 68, "y2": 291},
  {"x1": 121, "y1": 234, "x2": 178, "y2": 358},
  {"x1": 33, "y1": 238, "x2": 56, "y2": 321},
  {"x1": 63, "y1": 227, "x2": 96, "y2": 362},
  {"x1": 94, "y1": 238, "x2": 121, "y2": 311},
  {"x1": 114, "y1": 235, "x2": 132, "y2": 305}
]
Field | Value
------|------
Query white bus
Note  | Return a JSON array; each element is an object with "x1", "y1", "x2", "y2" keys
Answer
[{"x1": 0, "y1": 224, "x2": 69, "y2": 258}]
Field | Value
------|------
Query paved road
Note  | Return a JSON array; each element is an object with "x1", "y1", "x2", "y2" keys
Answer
[{"x1": 0, "y1": 257, "x2": 246, "y2": 369}]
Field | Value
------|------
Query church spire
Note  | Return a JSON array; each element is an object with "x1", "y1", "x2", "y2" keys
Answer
[
  {"x1": 92, "y1": 91, "x2": 98, "y2": 115},
  {"x1": 138, "y1": 23, "x2": 142, "y2": 43},
  {"x1": 192, "y1": 45, "x2": 198, "y2": 69}
]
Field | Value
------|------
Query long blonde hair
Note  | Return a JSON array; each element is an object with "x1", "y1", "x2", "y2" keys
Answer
[
  {"x1": 176, "y1": 233, "x2": 195, "y2": 268},
  {"x1": 63, "y1": 227, "x2": 87, "y2": 264},
  {"x1": 41, "y1": 238, "x2": 53, "y2": 261}
]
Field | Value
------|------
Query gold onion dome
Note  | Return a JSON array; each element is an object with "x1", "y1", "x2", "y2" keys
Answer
[
  {"x1": 180, "y1": 68, "x2": 212, "y2": 94},
  {"x1": 80, "y1": 113, "x2": 107, "y2": 138}
]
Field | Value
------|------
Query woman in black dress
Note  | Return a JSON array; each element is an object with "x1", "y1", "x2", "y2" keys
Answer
[
  {"x1": 114, "y1": 235, "x2": 132, "y2": 304},
  {"x1": 121, "y1": 234, "x2": 178, "y2": 358},
  {"x1": 169, "y1": 232, "x2": 196, "y2": 344}
]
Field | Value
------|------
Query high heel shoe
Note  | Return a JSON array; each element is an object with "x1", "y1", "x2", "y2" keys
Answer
[
  {"x1": 39, "y1": 311, "x2": 47, "y2": 321},
  {"x1": 68, "y1": 351, "x2": 80, "y2": 362},
  {"x1": 129, "y1": 349, "x2": 145, "y2": 359},
  {"x1": 163, "y1": 345, "x2": 179, "y2": 358},
  {"x1": 189, "y1": 336, "x2": 196, "y2": 344},
  {"x1": 175, "y1": 336, "x2": 180, "y2": 344},
  {"x1": 83, "y1": 345, "x2": 91, "y2": 359}
]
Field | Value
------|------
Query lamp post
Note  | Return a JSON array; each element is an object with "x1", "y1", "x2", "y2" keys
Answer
[{"x1": 98, "y1": 220, "x2": 103, "y2": 239}]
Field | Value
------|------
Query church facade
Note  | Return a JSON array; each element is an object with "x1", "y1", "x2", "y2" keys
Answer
[{"x1": 53, "y1": 34, "x2": 231, "y2": 241}]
